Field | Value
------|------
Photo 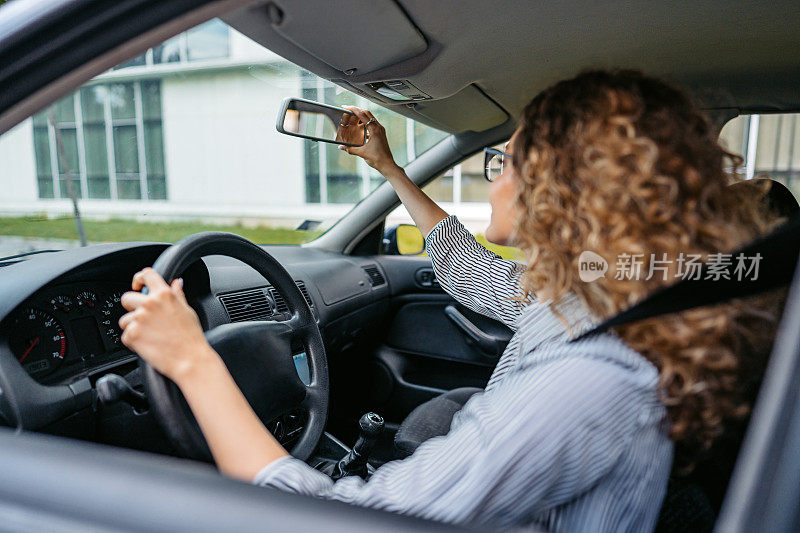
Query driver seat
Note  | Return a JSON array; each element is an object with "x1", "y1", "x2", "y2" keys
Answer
[{"x1": 394, "y1": 387, "x2": 482, "y2": 459}]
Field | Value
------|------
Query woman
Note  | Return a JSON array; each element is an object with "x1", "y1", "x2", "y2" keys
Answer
[{"x1": 119, "y1": 70, "x2": 783, "y2": 531}]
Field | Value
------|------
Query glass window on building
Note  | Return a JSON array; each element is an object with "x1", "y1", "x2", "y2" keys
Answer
[
  {"x1": 114, "y1": 19, "x2": 230, "y2": 70},
  {"x1": 720, "y1": 113, "x2": 800, "y2": 199},
  {"x1": 31, "y1": 96, "x2": 82, "y2": 200},
  {"x1": 186, "y1": 19, "x2": 230, "y2": 61},
  {"x1": 152, "y1": 35, "x2": 182, "y2": 64},
  {"x1": 32, "y1": 80, "x2": 167, "y2": 201}
]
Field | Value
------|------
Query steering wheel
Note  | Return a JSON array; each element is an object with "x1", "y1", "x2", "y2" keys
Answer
[{"x1": 139, "y1": 232, "x2": 328, "y2": 463}]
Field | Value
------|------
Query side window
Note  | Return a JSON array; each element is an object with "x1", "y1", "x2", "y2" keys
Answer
[
  {"x1": 385, "y1": 145, "x2": 525, "y2": 261},
  {"x1": 720, "y1": 113, "x2": 800, "y2": 200}
]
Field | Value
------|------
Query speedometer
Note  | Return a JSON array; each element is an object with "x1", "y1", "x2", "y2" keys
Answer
[
  {"x1": 9, "y1": 308, "x2": 67, "y2": 376},
  {"x1": 100, "y1": 291, "x2": 125, "y2": 346}
]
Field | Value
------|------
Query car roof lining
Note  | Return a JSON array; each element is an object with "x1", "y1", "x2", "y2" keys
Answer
[
  {"x1": 224, "y1": 0, "x2": 800, "y2": 133},
  {"x1": 4, "y1": 0, "x2": 798, "y2": 136}
]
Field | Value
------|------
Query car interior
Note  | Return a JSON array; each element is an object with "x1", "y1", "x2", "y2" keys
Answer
[{"x1": 0, "y1": 1, "x2": 799, "y2": 532}]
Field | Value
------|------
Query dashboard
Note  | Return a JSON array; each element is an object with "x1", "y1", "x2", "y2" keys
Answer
[
  {"x1": 0, "y1": 241, "x2": 391, "y2": 437},
  {"x1": 8, "y1": 282, "x2": 132, "y2": 383}
]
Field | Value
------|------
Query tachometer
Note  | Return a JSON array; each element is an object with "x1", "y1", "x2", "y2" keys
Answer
[{"x1": 9, "y1": 308, "x2": 67, "y2": 376}]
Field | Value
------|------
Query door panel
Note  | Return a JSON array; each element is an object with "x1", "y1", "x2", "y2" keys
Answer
[
  {"x1": 367, "y1": 255, "x2": 513, "y2": 425},
  {"x1": 371, "y1": 346, "x2": 495, "y2": 425},
  {"x1": 385, "y1": 295, "x2": 510, "y2": 365}
]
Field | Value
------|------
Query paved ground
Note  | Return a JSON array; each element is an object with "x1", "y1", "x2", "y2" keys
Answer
[{"x1": 0, "y1": 236, "x2": 87, "y2": 259}]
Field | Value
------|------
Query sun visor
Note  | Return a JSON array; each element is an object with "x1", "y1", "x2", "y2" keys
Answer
[
  {"x1": 264, "y1": 0, "x2": 427, "y2": 75},
  {"x1": 408, "y1": 85, "x2": 508, "y2": 133}
]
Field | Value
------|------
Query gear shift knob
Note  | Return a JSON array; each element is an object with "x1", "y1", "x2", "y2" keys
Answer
[
  {"x1": 331, "y1": 412, "x2": 384, "y2": 480},
  {"x1": 356, "y1": 412, "x2": 384, "y2": 440}
]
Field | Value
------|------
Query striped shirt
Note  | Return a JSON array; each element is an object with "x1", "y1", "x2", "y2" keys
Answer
[{"x1": 254, "y1": 215, "x2": 673, "y2": 531}]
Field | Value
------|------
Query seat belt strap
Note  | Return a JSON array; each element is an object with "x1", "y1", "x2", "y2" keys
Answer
[{"x1": 572, "y1": 215, "x2": 800, "y2": 342}]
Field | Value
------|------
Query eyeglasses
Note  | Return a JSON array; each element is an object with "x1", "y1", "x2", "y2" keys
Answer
[{"x1": 484, "y1": 147, "x2": 513, "y2": 182}]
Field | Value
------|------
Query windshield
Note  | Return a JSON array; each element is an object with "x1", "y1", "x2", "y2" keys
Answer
[{"x1": 0, "y1": 19, "x2": 447, "y2": 258}]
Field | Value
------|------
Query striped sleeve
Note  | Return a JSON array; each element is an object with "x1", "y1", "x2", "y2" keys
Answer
[
  {"x1": 254, "y1": 352, "x2": 646, "y2": 528},
  {"x1": 424, "y1": 215, "x2": 527, "y2": 330}
]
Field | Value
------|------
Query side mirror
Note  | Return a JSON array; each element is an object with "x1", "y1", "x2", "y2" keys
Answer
[
  {"x1": 276, "y1": 97, "x2": 366, "y2": 147},
  {"x1": 383, "y1": 224, "x2": 425, "y2": 255}
]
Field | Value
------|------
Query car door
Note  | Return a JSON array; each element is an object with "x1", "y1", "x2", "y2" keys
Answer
[
  {"x1": 372, "y1": 252, "x2": 513, "y2": 416},
  {"x1": 330, "y1": 150, "x2": 520, "y2": 458}
]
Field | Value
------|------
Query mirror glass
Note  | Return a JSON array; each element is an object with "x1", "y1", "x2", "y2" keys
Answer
[
  {"x1": 397, "y1": 224, "x2": 425, "y2": 255},
  {"x1": 279, "y1": 98, "x2": 366, "y2": 147}
]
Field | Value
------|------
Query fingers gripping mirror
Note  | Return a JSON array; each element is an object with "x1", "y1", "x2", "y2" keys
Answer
[{"x1": 276, "y1": 97, "x2": 367, "y2": 146}]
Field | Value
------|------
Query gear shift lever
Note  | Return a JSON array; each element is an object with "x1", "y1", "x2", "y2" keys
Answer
[{"x1": 331, "y1": 412, "x2": 384, "y2": 480}]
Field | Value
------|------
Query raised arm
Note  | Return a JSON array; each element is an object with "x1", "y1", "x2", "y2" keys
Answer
[
  {"x1": 340, "y1": 107, "x2": 527, "y2": 328},
  {"x1": 425, "y1": 215, "x2": 527, "y2": 328}
]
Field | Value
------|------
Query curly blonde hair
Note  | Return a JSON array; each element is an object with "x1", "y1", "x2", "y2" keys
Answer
[{"x1": 513, "y1": 70, "x2": 786, "y2": 471}]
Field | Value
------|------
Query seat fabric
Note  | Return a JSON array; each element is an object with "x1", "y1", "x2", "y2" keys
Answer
[{"x1": 393, "y1": 387, "x2": 482, "y2": 459}]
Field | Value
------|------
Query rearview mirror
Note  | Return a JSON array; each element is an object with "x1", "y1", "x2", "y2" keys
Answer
[{"x1": 276, "y1": 97, "x2": 366, "y2": 147}]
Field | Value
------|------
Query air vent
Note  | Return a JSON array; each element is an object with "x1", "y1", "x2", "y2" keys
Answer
[
  {"x1": 362, "y1": 265, "x2": 386, "y2": 287},
  {"x1": 268, "y1": 288, "x2": 289, "y2": 314},
  {"x1": 219, "y1": 288, "x2": 273, "y2": 322},
  {"x1": 295, "y1": 281, "x2": 314, "y2": 308},
  {"x1": 268, "y1": 281, "x2": 313, "y2": 314}
]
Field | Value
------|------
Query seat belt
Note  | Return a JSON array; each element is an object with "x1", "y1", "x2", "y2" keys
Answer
[{"x1": 572, "y1": 215, "x2": 800, "y2": 341}]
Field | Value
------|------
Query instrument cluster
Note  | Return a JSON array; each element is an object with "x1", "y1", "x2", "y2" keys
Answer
[{"x1": 8, "y1": 282, "x2": 133, "y2": 383}]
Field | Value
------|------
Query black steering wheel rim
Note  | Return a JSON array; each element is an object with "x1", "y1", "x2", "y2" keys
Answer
[{"x1": 140, "y1": 231, "x2": 328, "y2": 463}]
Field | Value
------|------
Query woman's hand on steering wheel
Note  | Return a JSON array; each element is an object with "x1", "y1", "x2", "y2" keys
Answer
[
  {"x1": 126, "y1": 233, "x2": 328, "y2": 471},
  {"x1": 119, "y1": 268, "x2": 216, "y2": 385},
  {"x1": 121, "y1": 263, "x2": 295, "y2": 481}
]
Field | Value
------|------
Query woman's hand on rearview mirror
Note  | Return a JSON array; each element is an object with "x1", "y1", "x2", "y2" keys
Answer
[
  {"x1": 340, "y1": 106, "x2": 448, "y2": 239},
  {"x1": 339, "y1": 105, "x2": 399, "y2": 175}
]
